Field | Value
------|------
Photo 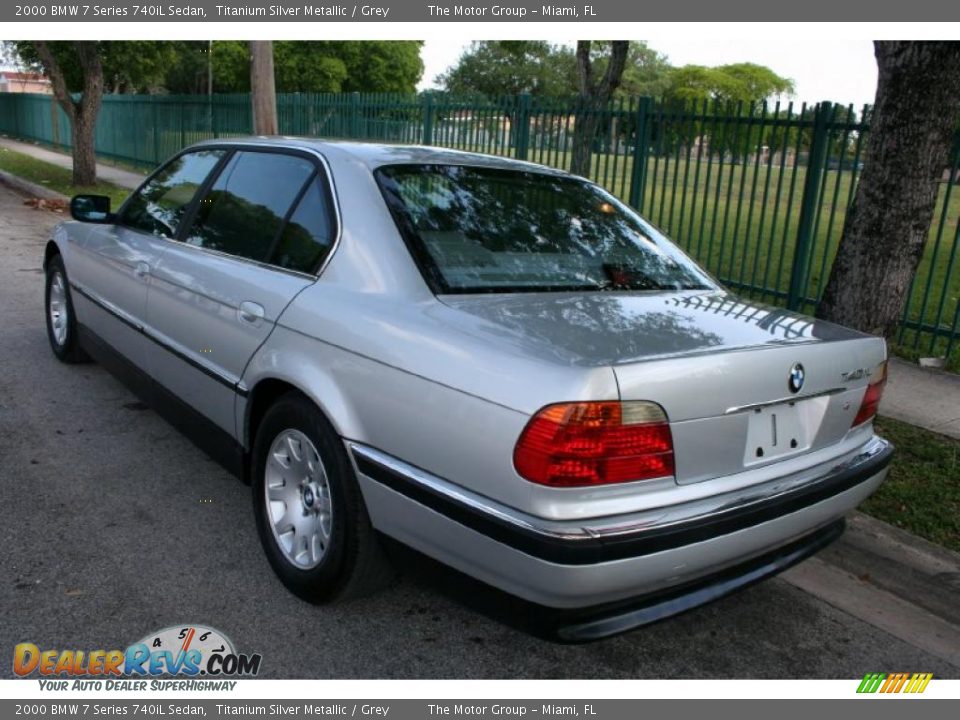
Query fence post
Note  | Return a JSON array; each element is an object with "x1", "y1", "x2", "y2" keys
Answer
[
  {"x1": 152, "y1": 101, "x2": 160, "y2": 164},
  {"x1": 179, "y1": 99, "x2": 186, "y2": 150},
  {"x1": 349, "y1": 92, "x2": 361, "y2": 138},
  {"x1": 787, "y1": 101, "x2": 832, "y2": 311},
  {"x1": 628, "y1": 96, "x2": 653, "y2": 212},
  {"x1": 422, "y1": 93, "x2": 435, "y2": 146},
  {"x1": 515, "y1": 93, "x2": 532, "y2": 160}
]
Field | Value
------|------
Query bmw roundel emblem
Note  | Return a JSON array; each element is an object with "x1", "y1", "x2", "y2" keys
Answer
[{"x1": 788, "y1": 363, "x2": 805, "y2": 393}]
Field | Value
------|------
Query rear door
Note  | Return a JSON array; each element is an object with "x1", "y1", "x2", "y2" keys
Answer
[{"x1": 144, "y1": 147, "x2": 338, "y2": 437}]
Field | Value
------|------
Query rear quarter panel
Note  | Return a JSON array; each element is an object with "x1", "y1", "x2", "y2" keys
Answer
[{"x1": 240, "y1": 285, "x2": 619, "y2": 513}]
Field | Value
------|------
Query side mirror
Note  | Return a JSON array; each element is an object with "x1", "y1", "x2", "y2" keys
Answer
[{"x1": 70, "y1": 195, "x2": 114, "y2": 223}]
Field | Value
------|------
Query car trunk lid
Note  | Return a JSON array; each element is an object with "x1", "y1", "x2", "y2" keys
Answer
[{"x1": 440, "y1": 291, "x2": 886, "y2": 484}]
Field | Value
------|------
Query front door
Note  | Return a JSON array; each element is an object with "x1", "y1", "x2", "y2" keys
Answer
[{"x1": 69, "y1": 148, "x2": 227, "y2": 370}]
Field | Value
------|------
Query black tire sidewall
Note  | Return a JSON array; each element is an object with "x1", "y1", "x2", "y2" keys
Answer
[
  {"x1": 45, "y1": 255, "x2": 76, "y2": 360},
  {"x1": 251, "y1": 394, "x2": 362, "y2": 602}
]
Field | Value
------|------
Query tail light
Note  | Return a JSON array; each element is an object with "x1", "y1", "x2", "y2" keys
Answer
[
  {"x1": 513, "y1": 401, "x2": 674, "y2": 487},
  {"x1": 852, "y1": 361, "x2": 887, "y2": 428}
]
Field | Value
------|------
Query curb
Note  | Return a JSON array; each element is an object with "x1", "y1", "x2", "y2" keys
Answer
[
  {"x1": 817, "y1": 511, "x2": 960, "y2": 626},
  {"x1": 0, "y1": 169, "x2": 70, "y2": 202}
]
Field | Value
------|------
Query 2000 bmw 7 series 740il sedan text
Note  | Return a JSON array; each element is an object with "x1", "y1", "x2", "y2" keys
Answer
[{"x1": 43, "y1": 138, "x2": 892, "y2": 640}]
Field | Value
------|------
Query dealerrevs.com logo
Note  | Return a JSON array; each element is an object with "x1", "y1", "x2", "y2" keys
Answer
[{"x1": 13, "y1": 625, "x2": 262, "y2": 690}]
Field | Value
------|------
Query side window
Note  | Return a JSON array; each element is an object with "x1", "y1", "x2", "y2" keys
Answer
[
  {"x1": 183, "y1": 151, "x2": 315, "y2": 262},
  {"x1": 271, "y1": 176, "x2": 336, "y2": 273},
  {"x1": 120, "y1": 150, "x2": 225, "y2": 238}
]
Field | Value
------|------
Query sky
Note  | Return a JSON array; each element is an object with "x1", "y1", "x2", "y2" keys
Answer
[{"x1": 418, "y1": 36, "x2": 879, "y2": 109}]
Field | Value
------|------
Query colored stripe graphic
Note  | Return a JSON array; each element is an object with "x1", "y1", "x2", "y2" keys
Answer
[{"x1": 857, "y1": 672, "x2": 932, "y2": 694}]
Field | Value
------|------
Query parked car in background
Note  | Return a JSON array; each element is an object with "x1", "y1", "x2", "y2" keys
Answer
[{"x1": 44, "y1": 139, "x2": 892, "y2": 640}]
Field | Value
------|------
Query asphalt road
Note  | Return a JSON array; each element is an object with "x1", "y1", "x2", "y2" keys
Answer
[{"x1": 0, "y1": 184, "x2": 957, "y2": 679}]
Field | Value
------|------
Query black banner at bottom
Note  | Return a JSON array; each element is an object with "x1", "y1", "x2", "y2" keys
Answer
[{"x1": 0, "y1": 699, "x2": 957, "y2": 720}]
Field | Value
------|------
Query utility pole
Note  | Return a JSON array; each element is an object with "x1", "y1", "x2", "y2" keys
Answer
[{"x1": 249, "y1": 40, "x2": 278, "y2": 135}]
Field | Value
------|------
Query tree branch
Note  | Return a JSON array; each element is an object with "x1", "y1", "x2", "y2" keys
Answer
[
  {"x1": 34, "y1": 41, "x2": 77, "y2": 121},
  {"x1": 596, "y1": 41, "x2": 629, "y2": 99}
]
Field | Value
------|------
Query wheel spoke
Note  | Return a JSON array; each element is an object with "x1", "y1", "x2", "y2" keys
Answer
[
  {"x1": 270, "y1": 448, "x2": 291, "y2": 470},
  {"x1": 267, "y1": 478, "x2": 292, "y2": 502},
  {"x1": 277, "y1": 526, "x2": 296, "y2": 556},
  {"x1": 285, "y1": 434, "x2": 302, "y2": 464},
  {"x1": 263, "y1": 428, "x2": 334, "y2": 570},
  {"x1": 318, "y1": 512, "x2": 332, "y2": 542}
]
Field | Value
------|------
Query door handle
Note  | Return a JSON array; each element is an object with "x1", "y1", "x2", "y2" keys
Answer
[
  {"x1": 134, "y1": 261, "x2": 150, "y2": 280},
  {"x1": 238, "y1": 301, "x2": 266, "y2": 325}
]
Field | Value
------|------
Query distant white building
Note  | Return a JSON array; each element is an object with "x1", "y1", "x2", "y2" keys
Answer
[{"x1": 0, "y1": 70, "x2": 51, "y2": 94}]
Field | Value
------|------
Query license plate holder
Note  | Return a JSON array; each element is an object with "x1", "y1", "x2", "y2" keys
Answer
[{"x1": 744, "y1": 401, "x2": 808, "y2": 464}]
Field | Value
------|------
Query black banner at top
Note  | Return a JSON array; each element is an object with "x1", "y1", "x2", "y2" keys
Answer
[{"x1": 4, "y1": 0, "x2": 960, "y2": 22}]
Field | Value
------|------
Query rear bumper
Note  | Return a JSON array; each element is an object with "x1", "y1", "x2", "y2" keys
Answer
[
  {"x1": 551, "y1": 518, "x2": 845, "y2": 641},
  {"x1": 351, "y1": 435, "x2": 892, "y2": 612}
]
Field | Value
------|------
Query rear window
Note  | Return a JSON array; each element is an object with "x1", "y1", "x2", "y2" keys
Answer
[{"x1": 375, "y1": 164, "x2": 713, "y2": 294}]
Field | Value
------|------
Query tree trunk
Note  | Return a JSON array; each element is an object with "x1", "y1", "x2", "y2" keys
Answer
[
  {"x1": 35, "y1": 41, "x2": 103, "y2": 186},
  {"x1": 569, "y1": 41, "x2": 628, "y2": 178},
  {"x1": 249, "y1": 41, "x2": 278, "y2": 135},
  {"x1": 71, "y1": 105, "x2": 99, "y2": 187},
  {"x1": 816, "y1": 42, "x2": 960, "y2": 338},
  {"x1": 570, "y1": 100, "x2": 601, "y2": 178},
  {"x1": 72, "y1": 42, "x2": 104, "y2": 186}
]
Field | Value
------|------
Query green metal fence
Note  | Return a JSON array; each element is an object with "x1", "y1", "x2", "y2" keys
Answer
[{"x1": 1, "y1": 90, "x2": 958, "y2": 360}]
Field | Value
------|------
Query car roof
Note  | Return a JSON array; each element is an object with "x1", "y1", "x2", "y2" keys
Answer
[{"x1": 188, "y1": 136, "x2": 571, "y2": 177}]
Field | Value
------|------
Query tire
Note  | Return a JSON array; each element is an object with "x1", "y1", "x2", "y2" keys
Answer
[
  {"x1": 251, "y1": 392, "x2": 393, "y2": 603},
  {"x1": 45, "y1": 254, "x2": 89, "y2": 363}
]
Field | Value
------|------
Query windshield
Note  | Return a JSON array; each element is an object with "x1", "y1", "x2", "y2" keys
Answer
[{"x1": 375, "y1": 164, "x2": 715, "y2": 294}]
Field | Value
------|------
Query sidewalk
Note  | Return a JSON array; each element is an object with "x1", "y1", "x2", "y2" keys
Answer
[
  {"x1": 882, "y1": 357, "x2": 960, "y2": 439},
  {"x1": 3, "y1": 135, "x2": 960, "y2": 439},
  {"x1": 0, "y1": 136, "x2": 145, "y2": 190}
]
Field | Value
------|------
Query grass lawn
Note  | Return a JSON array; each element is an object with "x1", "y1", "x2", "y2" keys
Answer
[
  {"x1": 865, "y1": 416, "x2": 960, "y2": 552},
  {"x1": 0, "y1": 146, "x2": 131, "y2": 208}
]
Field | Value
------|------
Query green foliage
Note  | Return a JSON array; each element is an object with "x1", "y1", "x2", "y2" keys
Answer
[
  {"x1": 438, "y1": 42, "x2": 788, "y2": 107},
  {"x1": 616, "y1": 43, "x2": 673, "y2": 98},
  {"x1": 665, "y1": 62, "x2": 795, "y2": 106},
  {"x1": 207, "y1": 41, "x2": 422, "y2": 94},
  {"x1": 208, "y1": 41, "x2": 250, "y2": 93},
  {"x1": 326, "y1": 41, "x2": 424, "y2": 93},
  {"x1": 11, "y1": 41, "x2": 177, "y2": 94},
  {"x1": 438, "y1": 40, "x2": 669, "y2": 99},
  {"x1": 162, "y1": 41, "x2": 216, "y2": 95},
  {"x1": 7, "y1": 40, "x2": 423, "y2": 95},
  {"x1": 438, "y1": 41, "x2": 578, "y2": 97}
]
